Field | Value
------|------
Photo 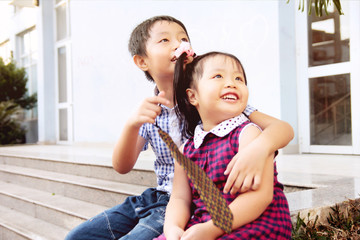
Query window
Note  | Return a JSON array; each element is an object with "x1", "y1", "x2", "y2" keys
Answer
[
  {"x1": 308, "y1": 4, "x2": 350, "y2": 67},
  {"x1": 296, "y1": 1, "x2": 360, "y2": 154},
  {"x1": 55, "y1": 0, "x2": 69, "y2": 41},
  {"x1": 55, "y1": 0, "x2": 72, "y2": 143},
  {"x1": 18, "y1": 27, "x2": 38, "y2": 120},
  {"x1": 309, "y1": 74, "x2": 351, "y2": 145},
  {"x1": 307, "y1": 3, "x2": 351, "y2": 147},
  {"x1": 0, "y1": 40, "x2": 12, "y2": 64}
]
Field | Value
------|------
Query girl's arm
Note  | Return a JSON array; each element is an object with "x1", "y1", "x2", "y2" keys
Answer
[
  {"x1": 163, "y1": 158, "x2": 192, "y2": 240},
  {"x1": 112, "y1": 92, "x2": 170, "y2": 174},
  {"x1": 224, "y1": 111, "x2": 294, "y2": 194},
  {"x1": 181, "y1": 125, "x2": 274, "y2": 240}
]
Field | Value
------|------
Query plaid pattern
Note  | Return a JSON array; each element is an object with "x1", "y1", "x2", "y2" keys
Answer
[
  {"x1": 183, "y1": 121, "x2": 292, "y2": 239},
  {"x1": 139, "y1": 104, "x2": 256, "y2": 193},
  {"x1": 139, "y1": 105, "x2": 186, "y2": 193},
  {"x1": 157, "y1": 128, "x2": 233, "y2": 233},
  {"x1": 243, "y1": 104, "x2": 256, "y2": 117}
]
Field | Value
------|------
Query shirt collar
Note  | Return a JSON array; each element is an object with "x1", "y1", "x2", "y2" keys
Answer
[{"x1": 193, "y1": 114, "x2": 249, "y2": 149}]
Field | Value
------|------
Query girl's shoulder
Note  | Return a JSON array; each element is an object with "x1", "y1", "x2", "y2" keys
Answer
[{"x1": 183, "y1": 137, "x2": 195, "y2": 151}]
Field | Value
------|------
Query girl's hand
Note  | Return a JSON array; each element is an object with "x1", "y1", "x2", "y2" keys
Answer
[
  {"x1": 165, "y1": 226, "x2": 184, "y2": 240},
  {"x1": 223, "y1": 143, "x2": 267, "y2": 195},
  {"x1": 129, "y1": 91, "x2": 170, "y2": 128},
  {"x1": 180, "y1": 222, "x2": 223, "y2": 240}
]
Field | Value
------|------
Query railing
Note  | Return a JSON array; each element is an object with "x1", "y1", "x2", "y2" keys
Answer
[{"x1": 310, "y1": 93, "x2": 351, "y2": 145}]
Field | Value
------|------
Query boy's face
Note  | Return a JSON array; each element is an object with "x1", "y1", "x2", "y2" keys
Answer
[{"x1": 142, "y1": 21, "x2": 190, "y2": 82}]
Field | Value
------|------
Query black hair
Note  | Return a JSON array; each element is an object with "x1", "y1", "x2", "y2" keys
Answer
[
  {"x1": 174, "y1": 52, "x2": 247, "y2": 138},
  {"x1": 128, "y1": 15, "x2": 190, "y2": 82}
]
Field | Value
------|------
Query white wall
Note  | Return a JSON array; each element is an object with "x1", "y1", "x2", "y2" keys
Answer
[{"x1": 69, "y1": 0, "x2": 281, "y2": 143}]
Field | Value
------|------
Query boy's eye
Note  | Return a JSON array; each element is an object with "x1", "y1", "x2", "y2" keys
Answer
[
  {"x1": 235, "y1": 77, "x2": 243, "y2": 81},
  {"x1": 160, "y1": 38, "x2": 169, "y2": 43},
  {"x1": 181, "y1": 38, "x2": 189, "y2": 42}
]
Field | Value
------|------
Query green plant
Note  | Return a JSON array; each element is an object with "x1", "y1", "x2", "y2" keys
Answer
[
  {"x1": 288, "y1": 0, "x2": 343, "y2": 16},
  {"x1": 292, "y1": 199, "x2": 360, "y2": 239},
  {"x1": 0, "y1": 57, "x2": 37, "y2": 110},
  {"x1": 0, "y1": 57, "x2": 36, "y2": 144},
  {"x1": 0, "y1": 101, "x2": 26, "y2": 145}
]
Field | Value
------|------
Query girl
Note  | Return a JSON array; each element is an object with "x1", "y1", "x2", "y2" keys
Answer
[{"x1": 156, "y1": 52, "x2": 292, "y2": 239}]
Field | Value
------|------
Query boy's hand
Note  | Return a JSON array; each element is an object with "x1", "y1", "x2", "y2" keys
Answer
[
  {"x1": 223, "y1": 144, "x2": 267, "y2": 195},
  {"x1": 129, "y1": 91, "x2": 170, "y2": 128}
]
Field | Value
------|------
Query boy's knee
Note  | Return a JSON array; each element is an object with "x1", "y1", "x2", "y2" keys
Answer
[{"x1": 64, "y1": 229, "x2": 79, "y2": 240}]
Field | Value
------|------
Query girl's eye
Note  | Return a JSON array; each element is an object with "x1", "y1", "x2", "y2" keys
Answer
[
  {"x1": 213, "y1": 74, "x2": 222, "y2": 79},
  {"x1": 235, "y1": 77, "x2": 244, "y2": 82},
  {"x1": 181, "y1": 38, "x2": 189, "y2": 42},
  {"x1": 160, "y1": 38, "x2": 169, "y2": 43}
]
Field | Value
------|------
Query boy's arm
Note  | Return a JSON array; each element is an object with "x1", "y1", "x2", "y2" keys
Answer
[
  {"x1": 224, "y1": 111, "x2": 294, "y2": 194},
  {"x1": 112, "y1": 121, "x2": 146, "y2": 174},
  {"x1": 248, "y1": 111, "x2": 294, "y2": 150},
  {"x1": 182, "y1": 125, "x2": 274, "y2": 240},
  {"x1": 112, "y1": 92, "x2": 170, "y2": 174},
  {"x1": 163, "y1": 155, "x2": 192, "y2": 240}
]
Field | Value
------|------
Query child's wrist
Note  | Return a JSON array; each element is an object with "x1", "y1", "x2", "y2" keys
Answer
[
  {"x1": 126, "y1": 116, "x2": 142, "y2": 130},
  {"x1": 205, "y1": 221, "x2": 226, "y2": 238}
]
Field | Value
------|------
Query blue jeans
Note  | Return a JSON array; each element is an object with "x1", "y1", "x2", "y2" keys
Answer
[{"x1": 65, "y1": 188, "x2": 170, "y2": 240}]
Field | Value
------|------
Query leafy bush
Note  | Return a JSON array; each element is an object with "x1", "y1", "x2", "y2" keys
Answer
[
  {"x1": 0, "y1": 101, "x2": 26, "y2": 144},
  {"x1": 292, "y1": 198, "x2": 360, "y2": 239},
  {"x1": 0, "y1": 57, "x2": 36, "y2": 145}
]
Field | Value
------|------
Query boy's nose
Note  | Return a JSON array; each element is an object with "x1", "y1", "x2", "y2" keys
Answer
[{"x1": 174, "y1": 40, "x2": 183, "y2": 50}]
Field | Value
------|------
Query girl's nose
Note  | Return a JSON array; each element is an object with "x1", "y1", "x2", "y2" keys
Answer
[{"x1": 225, "y1": 78, "x2": 237, "y2": 88}]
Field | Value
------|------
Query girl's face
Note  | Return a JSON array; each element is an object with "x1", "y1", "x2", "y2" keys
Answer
[
  {"x1": 143, "y1": 21, "x2": 190, "y2": 82},
  {"x1": 187, "y1": 55, "x2": 248, "y2": 131}
]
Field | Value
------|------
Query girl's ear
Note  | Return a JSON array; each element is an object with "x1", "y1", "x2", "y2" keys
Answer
[
  {"x1": 133, "y1": 55, "x2": 149, "y2": 71},
  {"x1": 186, "y1": 88, "x2": 198, "y2": 106}
]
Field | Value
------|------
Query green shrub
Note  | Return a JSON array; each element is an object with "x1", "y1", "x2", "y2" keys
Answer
[
  {"x1": 0, "y1": 57, "x2": 36, "y2": 145},
  {"x1": 0, "y1": 101, "x2": 25, "y2": 144}
]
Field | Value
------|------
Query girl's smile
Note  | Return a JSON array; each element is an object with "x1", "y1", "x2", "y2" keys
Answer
[{"x1": 187, "y1": 55, "x2": 248, "y2": 131}]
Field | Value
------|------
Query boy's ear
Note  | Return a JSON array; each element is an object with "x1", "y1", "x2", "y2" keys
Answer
[
  {"x1": 186, "y1": 88, "x2": 198, "y2": 107},
  {"x1": 133, "y1": 55, "x2": 149, "y2": 71}
]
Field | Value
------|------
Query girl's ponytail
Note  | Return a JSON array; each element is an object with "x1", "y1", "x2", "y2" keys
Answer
[
  {"x1": 174, "y1": 52, "x2": 189, "y2": 138},
  {"x1": 174, "y1": 53, "x2": 201, "y2": 138}
]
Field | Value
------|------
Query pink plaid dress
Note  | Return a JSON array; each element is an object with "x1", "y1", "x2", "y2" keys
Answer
[{"x1": 155, "y1": 117, "x2": 292, "y2": 239}]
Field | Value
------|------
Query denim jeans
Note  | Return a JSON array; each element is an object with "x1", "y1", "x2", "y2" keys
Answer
[{"x1": 65, "y1": 188, "x2": 170, "y2": 240}]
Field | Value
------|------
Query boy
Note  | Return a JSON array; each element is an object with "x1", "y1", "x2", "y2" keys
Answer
[{"x1": 65, "y1": 15, "x2": 293, "y2": 240}]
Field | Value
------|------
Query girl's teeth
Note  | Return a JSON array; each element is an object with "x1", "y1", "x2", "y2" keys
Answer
[{"x1": 222, "y1": 95, "x2": 237, "y2": 100}]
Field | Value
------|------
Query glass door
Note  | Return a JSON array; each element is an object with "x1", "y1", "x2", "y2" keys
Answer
[
  {"x1": 296, "y1": 1, "x2": 360, "y2": 154},
  {"x1": 55, "y1": 0, "x2": 72, "y2": 143}
]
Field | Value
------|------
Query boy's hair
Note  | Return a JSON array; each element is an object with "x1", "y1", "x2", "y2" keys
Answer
[
  {"x1": 174, "y1": 52, "x2": 247, "y2": 138},
  {"x1": 128, "y1": 15, "x2": 190, "y2": 82}
]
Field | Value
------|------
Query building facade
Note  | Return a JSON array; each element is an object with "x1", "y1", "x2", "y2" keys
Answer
[{"x1": 0, "y1": 0, "x2": 359, "y2": 155}]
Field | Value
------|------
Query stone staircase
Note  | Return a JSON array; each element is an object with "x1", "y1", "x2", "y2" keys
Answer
[
  {"x1": 0, "y1": 145, "x2": 157, "y2": 240},
  {"x1": 2, "y1": 145, "x2": 359, "y2": 239}
]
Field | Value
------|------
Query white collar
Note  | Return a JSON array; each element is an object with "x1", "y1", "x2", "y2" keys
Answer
[{"x1": 193, "y1": 114, "x2": 249, "y2": 149}]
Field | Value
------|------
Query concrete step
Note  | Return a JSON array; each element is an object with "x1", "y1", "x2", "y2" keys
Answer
[
  {"x1": 0, "y1": 145, "x2": 158, "y2": 239},
  {"x1": 0, "y1": 153, "x2": 157, "y2": 187},
  {"x1": 0, "y1": 164, "x2": 149, "y2": 207},
  {"x1": 0, "y1": 205, "x2": 68, "y2": 240},
  {"x1": 0, "y1": 181, "x2": 107, "y2": 230}
]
